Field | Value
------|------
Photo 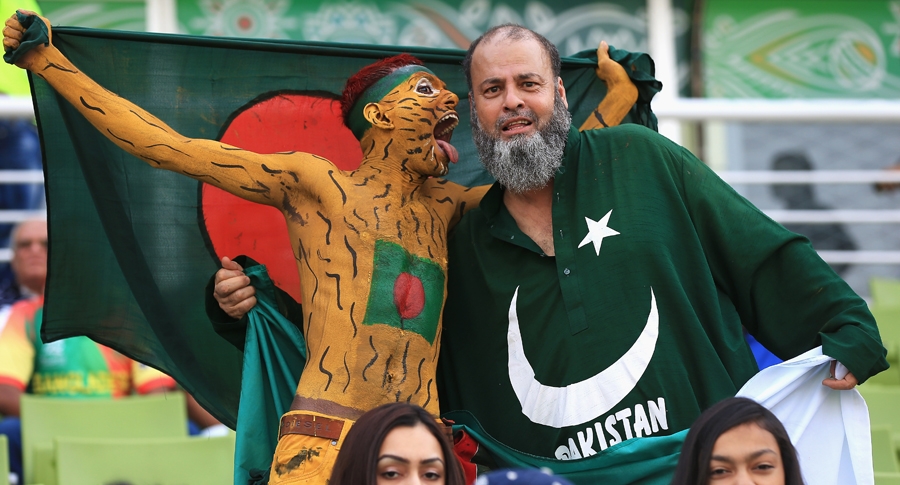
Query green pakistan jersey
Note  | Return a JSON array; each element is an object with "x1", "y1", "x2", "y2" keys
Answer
[{"x1": 437, "y1": 124, "x2": 888, "y2": 459}]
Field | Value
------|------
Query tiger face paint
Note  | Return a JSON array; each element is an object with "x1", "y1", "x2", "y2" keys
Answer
[{"x1": 362, "y1": 70, "x2": 460, "y2": 178}]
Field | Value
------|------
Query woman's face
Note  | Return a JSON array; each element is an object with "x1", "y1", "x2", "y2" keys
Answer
[
  {"x1": 708, "y1": 423, "x2": 786, "y2": 485},
  {"x1": 376, "y1": 423, "x2": 446, "y2": 484}
]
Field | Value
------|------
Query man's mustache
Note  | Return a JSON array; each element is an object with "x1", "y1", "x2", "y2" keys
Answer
[{"x1": 495, "y1": 109, "x2": 539, "y2": 132}]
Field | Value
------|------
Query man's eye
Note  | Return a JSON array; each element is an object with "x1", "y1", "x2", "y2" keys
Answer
[{"x1": 486, "y1": 86, "x2": 499, "y2": 94}]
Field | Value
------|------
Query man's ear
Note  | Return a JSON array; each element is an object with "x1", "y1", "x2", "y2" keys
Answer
[
  {"x1": 363, "y1": 102, "x2": 394, "y2": 130},
  {"x1": 556, "y1": 77, "x2": 568, "y2": 109}
]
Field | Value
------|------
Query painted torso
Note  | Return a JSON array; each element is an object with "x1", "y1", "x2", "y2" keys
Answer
[{"x1": 286, "y1": 167, "x2": 459, "y2": 415}]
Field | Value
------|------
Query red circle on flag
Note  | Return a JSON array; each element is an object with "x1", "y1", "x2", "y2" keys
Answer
[
  {"x1": 201, "y1": 92, "x2": 362, "y2": 304},
  {"x1": 394, "y1": 272, "x2": 425, "y2": 320}
]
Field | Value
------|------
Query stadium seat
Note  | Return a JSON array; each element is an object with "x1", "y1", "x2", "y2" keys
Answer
[
  {"x1": 872, "y1": 277, "x2": 900, "y2": 308},
  {"x1": 1, "y1": 434, "x2": 9, "y2": 485},
  {"x1": 20, "y1": 393, "x2": 188, "y2": 485},
  {"x1": 873, "y1": 425, "x2": 900, "y2": 473},
  {"x1": 868, "y1": 302, "x2": 900, "y2": 386},
  {"x1": 54, "y1": 435, "x2": 235, "y2": 485},
  {"x1": 877, "y1": 472, "x2": 900, "y2": 485},
  {"x1": 860, "y1": 385, "x2": 900, "y2": 450}
]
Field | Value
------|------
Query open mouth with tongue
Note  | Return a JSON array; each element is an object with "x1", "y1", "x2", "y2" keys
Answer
[{"x1": 434, "y1": 112, "x2": 459, "y2": 164}]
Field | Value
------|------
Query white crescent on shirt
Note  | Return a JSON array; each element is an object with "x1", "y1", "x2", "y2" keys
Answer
[{"x1": 737, "y1": 347, "x2": 873, "y2": 485}]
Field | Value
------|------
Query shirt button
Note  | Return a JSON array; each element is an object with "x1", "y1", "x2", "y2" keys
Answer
[{"x1": 564, "y1": 268, "x2": 571, "y2": 275}]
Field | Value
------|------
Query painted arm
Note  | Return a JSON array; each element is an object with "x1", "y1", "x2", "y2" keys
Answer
[
  {"x1": 3, "y1": 11, "x2": 330, "y2": 208},
  {"x1": 423, "y1": 179, "x2": 490, "y2": 229},
  {"x1": 448, "y1": 184, "x2": 490, "y2": 228},
  {"x1": 579, "y1": 41, "x2": 639, "y2": 132}
]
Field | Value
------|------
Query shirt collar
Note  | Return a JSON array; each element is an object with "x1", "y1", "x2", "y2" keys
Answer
[{"x1": 477, "y1": 125, "x2": 579, "y2": 253}]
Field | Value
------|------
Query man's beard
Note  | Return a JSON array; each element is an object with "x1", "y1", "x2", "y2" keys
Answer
[{"x1": 471, "y1": 93, "x2": 571, "y2": 194}]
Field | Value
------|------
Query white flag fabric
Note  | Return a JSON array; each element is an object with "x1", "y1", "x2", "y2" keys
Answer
[{"x1": 737, "y1": 346, "x2": 873, "y2": 485}]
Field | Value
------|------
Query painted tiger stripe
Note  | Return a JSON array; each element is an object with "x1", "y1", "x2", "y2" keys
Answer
[
  {"x1": 319, "y1": 346, "x2": 333, "y2": 391},
  {"x1": 327, "y1": 170, "x2": 347, "y2": 205},
  {"x1": 78, "y1": 96, "x2": 105, "y2": 114},
  {"x1": 316, "y1": 211, "x2": 332, "y2": 244},
  {"x1": 362, "y1": 336, "x2": 379, "y2": 382},
  {"x1": 344, "y1": 235, "x2": 358, "y2": 278},
  {"x1": 131, "y1": 111, "x2": 168, "y2": 132},
  {"x1": 325, "y1": 272, "x2": 342, "y2": 310},
  {"x1": 342, "y1": 353, "x2": 351, "y2": 393},
  {"x1": 382, "y1": 354, "x2": 393, "y2": 388}
]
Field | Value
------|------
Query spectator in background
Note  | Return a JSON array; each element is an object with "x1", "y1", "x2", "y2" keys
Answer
[
  {"x1": 0, "y1": 218, "x2": 222, "y2": 484},
  {"x1": 671, "y1": 397, "x2": 804, "y2": 485},
  {"x1": 874, "y1": 157, "x2": 900, "y2": 193},
  {"x1": 0, "y1": 0, "x2": 46, "y2": 309},
  {"x1": 0, "y1": 116, "x2": 43, "y2": 248},
  {"x1": 329, "y1": 403, "x2": 465, "y2": 485},
  {"x1": 748, "y1": 151, "x2": 861, "y2": 370},
  {"x1": 0, "y1": 218, "x2": 45, "y2": 316},
  {"x1": 770, "y1": 152, "x2": 856, "y2": 277}
]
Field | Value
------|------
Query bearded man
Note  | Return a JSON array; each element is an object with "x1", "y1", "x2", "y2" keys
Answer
[{"x1": 435, "y1": 23, "x2": 886, "y2": 471}]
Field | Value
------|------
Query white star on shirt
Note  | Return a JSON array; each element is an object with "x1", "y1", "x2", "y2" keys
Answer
[{"x1": 578, "y1": 210, "x2": 620, "y2": 256}]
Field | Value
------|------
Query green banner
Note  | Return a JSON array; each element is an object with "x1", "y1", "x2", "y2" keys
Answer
[
  {"x1": 36, "y1": 0, "x2": 692, "y2": 96},
  {"x1": 33, "y1": 25, "x2": 655, "y2": 426},
  {"x1": 703, "y1": 0, "x2": 900, "y2": 98}
]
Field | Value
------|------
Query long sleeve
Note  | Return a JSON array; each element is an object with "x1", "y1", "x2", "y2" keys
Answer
[{"x1": 679, "y1": 147, "x2": 888, "y2": 382}]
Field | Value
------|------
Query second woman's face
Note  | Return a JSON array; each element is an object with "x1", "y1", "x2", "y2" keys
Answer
[
  {"x1": 708, "y1": 423, "x2": 786, "y2": 485},
  {"x1": 377, "y1": 423, "x2": 446, "y2": 485}
]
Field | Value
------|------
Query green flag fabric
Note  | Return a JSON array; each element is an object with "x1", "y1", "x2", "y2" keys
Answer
[
  {"x1": 446, "y1": 410, "x2": 686, "y2": 484},
  {"x1": 32, "y1": 25, "x2": 659, "y2": 430},
  {"x1": 235, "y1": 262, "x2": 305, "y2": 484}
]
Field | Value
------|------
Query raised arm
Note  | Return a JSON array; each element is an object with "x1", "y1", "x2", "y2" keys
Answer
[
  {"x1": 579, "y1": 41, "x2": 639, "y2": 132},
  {"x1": 3, "y1": 11, "x2": 332, "y2": 207}
]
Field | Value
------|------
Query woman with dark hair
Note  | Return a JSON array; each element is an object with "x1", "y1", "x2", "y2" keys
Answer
[
  {"x1": 671, "y1": 397, "x2": 804, "y2": 485},
  {"x1": 329, "y1": 403, "x2": 465, "y2": 485}
]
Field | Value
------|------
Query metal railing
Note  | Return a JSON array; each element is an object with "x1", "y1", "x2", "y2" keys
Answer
[{"x1": 5, "y1": 89, "x2": 900, "y2": 264}]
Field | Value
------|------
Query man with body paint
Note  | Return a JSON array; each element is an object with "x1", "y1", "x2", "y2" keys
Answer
[{"x1": 3, "y1": 11, "x2": 638, "y2": 483}]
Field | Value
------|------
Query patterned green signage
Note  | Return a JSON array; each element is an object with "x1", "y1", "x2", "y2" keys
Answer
[{"x1": 704, "y1": 0, "x2": 900, "y2": 98}]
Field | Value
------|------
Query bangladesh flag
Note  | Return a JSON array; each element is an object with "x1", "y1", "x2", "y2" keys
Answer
[{"x1": 32, "y1": 25, "x2": 660, "y2": 450}]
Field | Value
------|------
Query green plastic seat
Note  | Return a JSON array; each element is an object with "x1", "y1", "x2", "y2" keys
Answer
[
  {"x1": 0, "y1": 434, "x2": 9, "y2": 485},
  {"x1": 873, "y1": 425, "x2": 900, "y2": 473},
  {"x1": 867, "y1": 303, "x2": 900, "y2": 386},
  {"x1": 860, "y1": 385, "x2": 900, "y2": 448},
  {"x1": 54, "y1": 435, "x2": 235, "y2": 485},
  {"x1": 877, "y1": 472, "x2": 900, "y2": 485},
  {"x1": 20, "y1": 393, "x2": 188, "y2": 485},
  {"x1": 872, "y1": 277, "x2": 900, "y2": 308}
]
